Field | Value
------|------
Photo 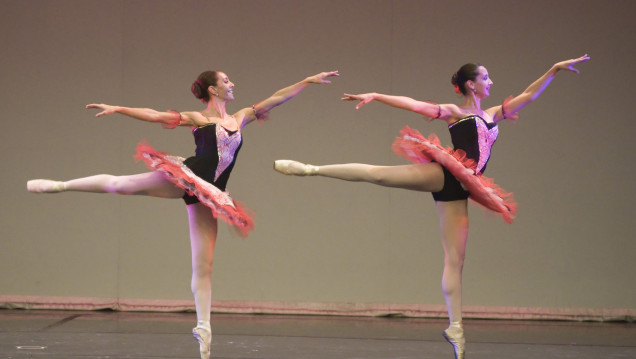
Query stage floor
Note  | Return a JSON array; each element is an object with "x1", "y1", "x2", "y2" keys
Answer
[{"x1": 0, "y1": 309, "x2": 634, "y2": 358}]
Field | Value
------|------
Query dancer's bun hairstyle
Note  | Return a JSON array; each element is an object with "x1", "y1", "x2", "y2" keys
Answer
[
  {"x1": 191, "y1": 71, "x2": 219, "y2": 102},
  {"x1": 451, "y1": 63, "x2": 480, "y2": 95}
]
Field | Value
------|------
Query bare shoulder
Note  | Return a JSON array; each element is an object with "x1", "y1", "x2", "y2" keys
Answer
[
  {"x1": 233, "y1": 107, "x2": 253, "y2": 119},
  {"x1": 443, "y1": 103, "x2": 463, "y2": 116},
  {"x1": 233, "y1": 107, "x2": 256, "y2": 128},
  {"x1": 484, "y1": 105, "x2": 504, "y2": 123},
  {"x1": 181, "y1": 110, "x2": 208, "y2": 127},
  {"x1": 442, "y1": 104, "x2": 467, "y2": 125},
  {"x1": 484, "y1": 105, "x2": 500, "y2": 117}
]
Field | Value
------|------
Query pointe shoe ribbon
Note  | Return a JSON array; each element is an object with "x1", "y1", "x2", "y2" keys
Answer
[{"x1": 273, "y1": 160, "x2": 318, "y2": 176}]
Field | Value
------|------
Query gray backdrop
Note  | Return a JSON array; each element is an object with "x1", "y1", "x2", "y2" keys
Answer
[{"x1": 1, "y1": 0, "x2": 634, "y2": 317}]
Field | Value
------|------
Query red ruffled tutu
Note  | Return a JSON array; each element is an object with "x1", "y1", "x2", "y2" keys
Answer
[
  {"x1": 134, "y1": 141, "x2": 254, "y2": 237},
  {"x1": 393, "y1": 126, "x2": 517, "y2": 223}
]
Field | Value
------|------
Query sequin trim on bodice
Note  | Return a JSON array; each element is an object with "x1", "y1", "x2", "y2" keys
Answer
[
  {"x1": 474, "y1": 118, "x2": 498, "y2": 172},
  {"x1": 214, "y1": 125, "x2": 242, "y2": 181},
  {"x1": 449, "y1": 115, "x2": 498, "y2": 173}
]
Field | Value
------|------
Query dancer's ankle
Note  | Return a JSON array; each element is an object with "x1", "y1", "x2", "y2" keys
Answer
[
  {"x1": 306, "y1": 164, "x2": 319, "y2": 175},
  {"x1": 196, "y1": 320, "x2": 211, "y2": 330},
  {"x1": 273, "y1": 160, "x2": 319, "y2": 176},
  {"x1": 448, "y1": 320, "x2": 463, "y2": 331}
]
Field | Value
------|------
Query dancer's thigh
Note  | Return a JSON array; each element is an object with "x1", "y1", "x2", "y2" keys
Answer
[
  {"x1": 118, "y1": 171, "x2": 185, "y2": 198},
  {"x1": 369, "y1": 163, "x2": 444, "y2": 192},
  {"x1": 435, "y1": 199, "x2": 469, "y2": 259}
]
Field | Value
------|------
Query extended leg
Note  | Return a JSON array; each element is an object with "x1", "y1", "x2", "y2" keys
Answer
[
  {"x1": 187, "y1": 202, "x2": 217, "y2": 359},
  {"x1": 27, "y1": 171, "x2": 185, "y2": 199},
  {"x1": 275, "y1": 160, "x2": 445, "y2": 192},
  {"x1": 436, "y1": 199, "x2": 469, "y2": 359}
]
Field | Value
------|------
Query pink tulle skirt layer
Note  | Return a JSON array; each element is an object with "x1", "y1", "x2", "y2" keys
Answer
[
  {"x1": 135, "y1": 141, "x2": 254, "y2": 237},
  {"x1": 393, "y1": 126, "x2": 517, "y2": 223}
]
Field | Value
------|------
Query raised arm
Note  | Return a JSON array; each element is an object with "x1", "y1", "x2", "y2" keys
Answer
[
  {"x1": 341, "y1": 93, "x2": 458, "y2": 120},
  {"x1": 238, "y1": 71, "x2": 339, "y2": 128},
  {"x1": 489, "y1": 54, "x2": 590, "y2": 122},
  {"x1": 85, "y1": 104, "x2": 205, "y2": 128}
]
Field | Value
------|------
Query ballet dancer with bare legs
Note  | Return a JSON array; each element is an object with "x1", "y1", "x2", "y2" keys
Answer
[
  {"x1": 274, "y1": 55, "x2": 589, "y2": 359},
  {"x1": 27, "y1": 70, "x2": 339, "y2": 359}
]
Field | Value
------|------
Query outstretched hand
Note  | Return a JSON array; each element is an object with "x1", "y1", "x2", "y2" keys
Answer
[
  {"x1": 86, "y1": 103, "x2": 119, "y2": 117},
  {"x1": 554, "y1": 54, "x2": 590, "y2": 74},
  {"x1": 341, "y1": 93, "x2": 375, "y2": 110},
  {"x1": 306, "y1": 71, "x2": 339, "y2": 84}
]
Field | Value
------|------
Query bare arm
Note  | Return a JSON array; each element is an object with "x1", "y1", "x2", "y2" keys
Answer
[
  {"x1": 86, "y1": 104, "x2": 205, "y2": 128},
  {"x1": 488, "y1": 54, "x2": 590, "y2": 122},
  {"x1": 239, "y1": 71, "x2": 339, "y2": 128},
  {"x1": 341, "y1": 92, "x2": 459, "y2": 120}
]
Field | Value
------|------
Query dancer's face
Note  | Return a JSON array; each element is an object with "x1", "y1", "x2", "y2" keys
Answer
[
  {"x1": 213, "y1": 72, "x2": 235, "y2": 101},
  {"x1": 468, "y1": 66, "x2": 493, "y2": 98}
]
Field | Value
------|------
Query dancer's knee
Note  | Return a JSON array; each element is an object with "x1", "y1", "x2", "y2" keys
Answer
[
  {"x1": 444, "y1": 249, "x2": 465, "y2": 270},
  {"x1": 192, "y1": 260, "x2": 213, "y2": 279},
  {"x1": 190, "y1": 264, "x2": 212, "y2": 295},
  {"x1": 108, "y1": 176, "x2": 141, "y2": 195},
  {"x1": 368, "y1": 167, "x2": 389, "y2": 185},
  {"x1": 442, "y1": 255, "x2": 464, "y2": 296}
]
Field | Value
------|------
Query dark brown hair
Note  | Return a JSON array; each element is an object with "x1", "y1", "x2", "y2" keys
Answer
[
  {"x1": 451, "y1": 63, "x2": 481, "y2": 95},
  {"x1": 191, "y1": 71, "x2": 219, "y2": 102}
]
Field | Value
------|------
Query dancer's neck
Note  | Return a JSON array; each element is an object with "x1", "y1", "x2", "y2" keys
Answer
[
  {"x1": 204, "y1": 97, "x2": 228, "y2": 119},
  {"x1": 460, "y1": 96, "x2": 483, "y2": 116}
]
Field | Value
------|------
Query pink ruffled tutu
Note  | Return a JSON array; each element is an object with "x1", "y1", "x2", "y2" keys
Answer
[
  {"x1": 393, "y1": 126, "x2": 517, "y2": 223},
  {"x1": 134, "y1": 141, "x2": 254, "y2": 236}
]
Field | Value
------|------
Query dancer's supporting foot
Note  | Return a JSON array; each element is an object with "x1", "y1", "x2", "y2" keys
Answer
[
  {"x1": 442, "y1": 321, "x2": 465, "y2": 359},
  {"x1": 273, "y1": 160, "x2": 319, "y2": 176},
  {"x1": 192, "y1": 322, "x2": 212, "y2": 359},
  {"x1": 26, "y1": 179, "x2": 66, "y2": 193}
]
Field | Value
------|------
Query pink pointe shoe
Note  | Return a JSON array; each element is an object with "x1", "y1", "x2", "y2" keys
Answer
[
  {"x1": 26, "y1": 179, "x2": 66, "y2": 193},
  {"x1": 192, "y1": 325, "x2": 211, "y2": 359},
  {"x1": 273, "y1": 160, "x2": 318, "y2": 176},
  {"x1": 443, "y1": 322, "x2": 465, "y2": 359}
]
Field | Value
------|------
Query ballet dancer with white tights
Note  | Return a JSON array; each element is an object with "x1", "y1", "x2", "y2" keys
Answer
[
  {"x1": 274, "y1": 55, "x2": 589, "y2": 359},
  {"x1": 27, "y1": 69, "x2": 339, "y2": 359}
]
